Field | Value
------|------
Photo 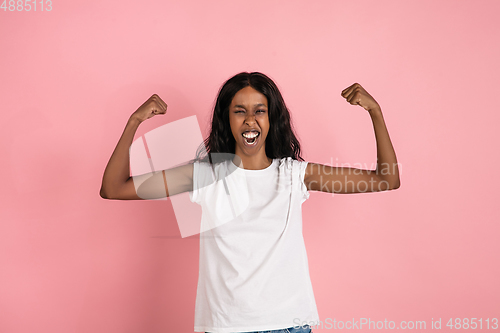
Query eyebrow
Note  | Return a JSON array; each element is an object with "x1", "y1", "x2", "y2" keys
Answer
[{"x1": 233, "y1": 103, "x2": 267, "y2": 108}]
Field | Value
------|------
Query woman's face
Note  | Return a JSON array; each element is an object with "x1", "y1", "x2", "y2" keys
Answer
[{"x1": 229, "y1": 86, "x2": 270, "y2": 158}]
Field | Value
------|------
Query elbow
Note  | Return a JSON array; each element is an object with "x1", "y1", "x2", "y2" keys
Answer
[
  {"x1": 100, "y1": 187, "x2": 110, "y2": 199},
  {"x1": 378, "y1": 177, "x2": 400, "y2": 191},
  {"x1": 100, "y1": 190, "x2": 107, "y2": 199},
  {"x1": 389, "y1": 179, "x2": 401, "y2": 190}
]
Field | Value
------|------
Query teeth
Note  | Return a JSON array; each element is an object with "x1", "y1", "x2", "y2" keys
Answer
[
  {"x1": 242, "y1": 132, "x2": 259, "y2": 138},
  {"x1": 245, "y1": 137, "x2": 257, "y2": 145}
]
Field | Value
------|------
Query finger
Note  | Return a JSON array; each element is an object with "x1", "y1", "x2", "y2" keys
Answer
[
  {"x1": 155, "y1": 96, "x2": 168, "y2": 112},
  {"x1": 152, "y1": 102, "x2": 163, "y2": 114},
  {"x1": 341, "y1": 83, "x2": 356, "y2": 94},
  {"x1": 346, "y1": 88, "x2": 360, "y2": 104},
  {"x1": 154, "y1": 105, "x2": 167, "y2": 114},
  {"x1": 151, "y1": 96, "x2": 167, "y2": 114},
  {"x1": 350, "y1": 92, "x2": 364, "y2": 107},
  {"x1": 150, "y1": 94, "x2": 163, "y2": 111},
  {"x1": 151, "y1": 103, "x2": 162, "y2": 115},
  {"x1": 341, "y1": 84, "x2": 354, "y2": 97},
  {"x1": 342, "y1": 86, "x2": 357, "y2": 101},
  {"x1": 347, "y1": 92, "x2": 356, "y2": 104},
  {"x1": 341, "y1": 83, "x2": 359, "y2": 97}
]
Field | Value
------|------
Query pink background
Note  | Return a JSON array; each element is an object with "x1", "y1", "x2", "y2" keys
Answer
[{"x1": 1, "y1": 0, "x2": 499, "y2": 332}]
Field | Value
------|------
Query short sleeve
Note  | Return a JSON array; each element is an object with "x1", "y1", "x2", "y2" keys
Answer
[
  {"x1": 188, "y1": 162, "x2": 199, "y2": 203},
  {"x1": 297, "y1": 160, "x2": 310, "y2": 202},
  {"x1": 284, "y1": 157, "x2": 310, "y2": 203},
  {"x1": 189, "y1": 161, "x2": 214, "y2": 204}
]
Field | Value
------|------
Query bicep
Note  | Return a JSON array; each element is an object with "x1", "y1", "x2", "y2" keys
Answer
[
  {"x1": 304, "y1": 163, "x2": 391, "y2": 194},
  {"x1": 108, "y1": 163, "x2": 194, "y2": 200},
  {"x1": 105, "y1": 177, "x2": 144, "y2": 200},
  {"x1": 135, "y1": 163, "x2": 194, "y2": 199}
]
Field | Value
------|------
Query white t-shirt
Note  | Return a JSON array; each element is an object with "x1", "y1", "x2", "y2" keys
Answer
[{"x1": 189, "y1": 157, "x2": 320, "y2": 333}]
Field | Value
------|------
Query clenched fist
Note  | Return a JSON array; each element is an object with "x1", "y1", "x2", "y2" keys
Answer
[
  {"x1": 131, "y1": 94, "x2": 168, "y2": 123},
  {"x1": 341, "y1": 83, "x2": 380, "y2": 113}
]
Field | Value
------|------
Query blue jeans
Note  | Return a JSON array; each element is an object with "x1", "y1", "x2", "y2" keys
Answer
[{"x1": 205, "y1": 324, "x2": 312, "y2": 333}]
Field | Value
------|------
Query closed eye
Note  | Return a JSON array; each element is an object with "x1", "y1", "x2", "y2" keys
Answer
[{"x1": 234, "y1": 109, "x2": 265, "y2": 114}]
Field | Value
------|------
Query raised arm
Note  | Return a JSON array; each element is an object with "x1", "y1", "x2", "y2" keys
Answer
[
  {"x1": 304, "y1": 83, "x2": 400, "y2": 194},
  {"x1": 99, "y1": 116, "x2": 143, "y2": 200},
  {"x1": 99, "y1": 94, "x2": 193, "y2": 200}
]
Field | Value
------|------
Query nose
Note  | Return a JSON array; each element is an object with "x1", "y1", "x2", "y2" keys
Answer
[{"x1": 244, "y1": 114, "x2": 256, "y2": 125}]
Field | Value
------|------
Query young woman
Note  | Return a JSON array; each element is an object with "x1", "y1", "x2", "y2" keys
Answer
[{"x1": 100, "y1": 72, "x2": 400, "y2": 333}]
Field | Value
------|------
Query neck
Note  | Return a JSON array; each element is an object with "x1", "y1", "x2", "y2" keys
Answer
[{"x1": 233, "y1": 151, "x2": 272, "y2": 170}]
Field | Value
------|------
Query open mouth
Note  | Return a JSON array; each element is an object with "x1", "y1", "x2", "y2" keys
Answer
[{"x1": 242, "y1": 131, "x2": 260, "y2": 146}]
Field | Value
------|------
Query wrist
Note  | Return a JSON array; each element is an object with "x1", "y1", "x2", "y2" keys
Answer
[
  {"x1": 368, "y1": 106, "x2": 382, "y2": 118},
  {"x1": 128, "y1": 116, "x2": 142, "y2": 126}
]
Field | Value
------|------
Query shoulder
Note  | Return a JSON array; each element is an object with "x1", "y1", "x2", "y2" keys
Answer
[
  {"x1": 192, "y1": 159, "x2": 226, "y2": 170},
  {"x1": 191, "y1": 160, "x2": 220, "y2": 184},
  {"x1": 277, "y1": 157, "x2": 309, "y2": 174},
  {"x1": 276, "y1": 158, "x2": 311, "y2": 200}
]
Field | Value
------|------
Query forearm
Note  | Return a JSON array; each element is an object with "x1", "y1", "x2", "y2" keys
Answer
[
  {"x1": 369, "y1": 107, "x2": 400, "y2": 188},
  {"x1": 100, "y1": 116, "x2": 141, "y2": 197}
]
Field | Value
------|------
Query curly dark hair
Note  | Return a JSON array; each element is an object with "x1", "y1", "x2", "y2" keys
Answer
[{"x1": 195, "y1": 72, "x2": 303, "y2": 164}]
